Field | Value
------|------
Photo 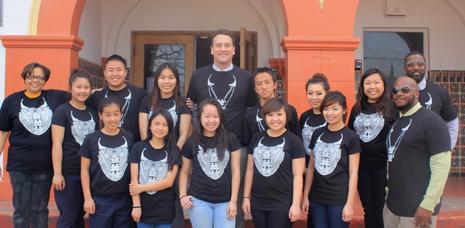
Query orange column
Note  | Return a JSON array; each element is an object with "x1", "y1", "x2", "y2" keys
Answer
[
  {"x1": 280, "y1": 0, "x2": 360, "y2": 115},
  {"x1": 0, "y1": 0, "x2": 86, "y2": 200}
]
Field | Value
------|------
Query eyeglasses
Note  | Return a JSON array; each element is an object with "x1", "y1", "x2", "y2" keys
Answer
[
  {"x1": 406, "y1": 61, "x2": 426, "y2": 67},
  {"x1": 392, "y1": 86, "x2": 412, "y2": 95},
  {"x1": 26, "y1": 75, "x2": 46, "y2": 81}
]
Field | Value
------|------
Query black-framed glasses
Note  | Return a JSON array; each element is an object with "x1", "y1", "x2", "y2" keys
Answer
[
  {"x1": 392, "y1": 86, "x2": 412, "y2": 95},
  {"x1": 26, "y1": 75, "x2": 46, "y2": 81}
]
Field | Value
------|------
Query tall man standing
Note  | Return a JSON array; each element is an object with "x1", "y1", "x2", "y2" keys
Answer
[
  {"x1": 186, "y1": 29, "x2": 257, "y2": 228},
  {"x1": 404, "y1": 51, "x2": 458, "y2": 148},
  {"x1": 384, "y1": 76, "x2": 451, "y2": 228}
]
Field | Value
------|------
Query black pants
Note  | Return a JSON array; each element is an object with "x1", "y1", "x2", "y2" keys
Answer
[
  {"x1": 358, "y1": 165, "x2": 386, "y2": 228},
  {"x1": 251, "y1": 209, "x2": 292, "y2": 228}
]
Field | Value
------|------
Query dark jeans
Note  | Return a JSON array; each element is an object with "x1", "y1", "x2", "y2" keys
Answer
[
  {"x1": 235, "y1": 147, "x2": 247, "y2": 228},
  {"x1": 9, "y1": 171, "x2": 53, "y2": 228},
  {"x1": 90, "y1": 192, "x2": 131, "y2": 228},
  {"x1": 310, "y1": 202, "x2": 348, "y2": 228},
  {"x1": 251, "y1": 209, "x2": 291, "y2": 228},
  {"x1": 358, "y1": 165, "x2": 386, "y2": 228},
  {"x1": 172, "y1": 172, "x2": 185, "y2": 228},
  {"x1": 54, "y1": 175, "x2": 85, "y2": 228}
]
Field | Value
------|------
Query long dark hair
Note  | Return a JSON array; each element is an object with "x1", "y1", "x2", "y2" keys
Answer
[
  {"x1": 355, "y1": 68, "x2": 391, "y2": 116},
  {"x1": 193, "y1": 99, "x2": 228, "y2": 161},
  {"x1": 149, "y1": 62, "x2": 183, "y2": 113},
  {"x1": 147, "y1": 109, "x2": 178, "y2": 170}
]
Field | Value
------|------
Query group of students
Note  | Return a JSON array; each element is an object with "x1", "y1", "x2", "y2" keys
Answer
[{"x1": 0, "y1": 32, "x2": 452, "y2": 228}]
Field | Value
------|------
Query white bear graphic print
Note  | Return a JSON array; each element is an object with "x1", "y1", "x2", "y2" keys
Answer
[
  {"x1": 197, "y1": 145, "x2": 230, "y2": 180},
  {"x1": 139, "y1": 148, "x2": 169, "y2": 195},
  {"x1": 313, "y1": 133, "x2": 343, "y2": 176},
  {"x1": 353, "y1": 112, "x2": 384, "y2": 143},
  {"x1": 253, "y1": 137, "x2": 286, "y2": 177},
  {"x1": 18, "y1": 98, "x2": 53, "y2": 135},
  {"x1": 70, "y1": 111, "x2": 96, "y2": 145},
  {"x1": 98, "y1": 137, "x2": 129, "y2": 181},
  {"x1": 301, "y1": 117, "x2": 326, "y2": 155}
]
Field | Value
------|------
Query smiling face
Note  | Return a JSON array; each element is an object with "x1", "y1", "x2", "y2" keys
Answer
[
  {"x1": 157, "y1": 68, "x2": 177, "y2": 98},
  {"x1": 254, "y1": 72, "x2": 277, "y2": 101},
  {"x1": 70, "y1": 77, "x2": 91, "y2": 103},
  {"x1": 363, "y1": 73, "x2": 385, "y2": 103},
  {"x1": 24, "y1": 67, "x2": 46, "y2": 94},
  {"x1": 392, "y1": 76, "x2": 419, "y2": 112},
  {"x1": 104, "y1": 60, "x2": 127, "y2": 89},
  {"x1": 405, "y1": 54, "x2": 427, "y2": 83},
  {"x1": 200, "y1": 104, "x2": 221, "y2": 136},
  {"x1": 211, "y1": 34, "x2": 235, "y2": 67},
  {"x1": 99, "y1": 103, "x2": 122, "y2": 131},
  {"x1": 149, "y1": 114, "x2": 169, "y2": 140},
  {"x1": 306, "y1": 83, "x2": 326, "y2": 111},
  {"x1": 265, "y1": 107, "x2": 287, "y2": 132},
  {"x1": 323, "y1": 102, "x2": 345, "y2": 126}
]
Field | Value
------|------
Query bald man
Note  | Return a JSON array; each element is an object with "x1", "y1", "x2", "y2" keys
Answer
[{"x1": 384, "y1": 76, "x2": 451, "y2": 228}]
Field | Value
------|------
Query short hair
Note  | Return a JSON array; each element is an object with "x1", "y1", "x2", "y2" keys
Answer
[
  {"x1": 104, "y1": 54, "x2": 128, "y2": 69},
  {"x1": 252, "y1": 67, "x2": 278, "y2": 86},
  {"x1": 404, "y1": 51, "x2": 426, "y2": 65},
  {"x1": 211, "y1": 29, "x2": 235, "y2": 46},
  {"x1": 68, "y1": 69, "x2": 91, "y2": 88},
  {"x1": 21, "y1": 62, "x2": 51, "y2": 82},
  {"x1": 305, "y1": 73, "x2": 330, "y2": 92},
  {"x1": 262, "y1": 98, "x2": 290, "y2": 124},
  {"x1": 320, "y1": 91, "x2": 347, "y2": 121}
]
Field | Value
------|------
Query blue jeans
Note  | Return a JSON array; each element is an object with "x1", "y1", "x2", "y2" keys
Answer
[
  {"x1": 189, "y1": 196, "x2": 235, "y2": 228},
  {"x1": 54, "y1": 175, "x2": 85, "y2": 228},
  {"x1": 9, "y1": 171, "x2": 53, "y2": 228},
  {"x1": 137, "y1": 222, "x2": 171, "y2": 228},
  {"x1": 90, "y1": 192, "x2": 131, "y2": 228},
  {"x1": 310, "y1": 202, "x2": 348, "y2": 228}
]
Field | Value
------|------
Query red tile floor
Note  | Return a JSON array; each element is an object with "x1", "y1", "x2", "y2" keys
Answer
[{"x1": 1, "y1": 177, "x2": 464, "y2": 228}]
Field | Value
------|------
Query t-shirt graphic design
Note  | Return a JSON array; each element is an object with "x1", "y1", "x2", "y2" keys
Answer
[
  {"x1": 387, "y1": 118, "x2": 412, "y2": 162},
  {"x1": 255, "y1": 109, "x2": 266, "y2": 132},
  {"x1": 354, "y1": 112, "x2": 385, "y2": 143},
  {"x1": 18, "y1": 98, "x2": 53, "y2": 135},
  {"x1": 98, "y1": 136, "x2": 129, "y2": 181},
  {"x1": 207, "y1": 74, "x2": 236, "y2": 110},
  {"x1": 253, "y1": 137, "x2": 285, "y2": 177},
  {"x1": 105, "y1": 88, "x2": 131, "y2": 126},
  {"x1": 313, "y1": 133, "x2": 343, "y2": 176},
  {"x1": 139, "y1": 148, "x2": 169, "y2": 195},
  {"x1": 197, "y1": 145, "x2": 230, "y2": 180},
  {"x1": 302, "y1": 117, "x2": 326, "y2": 155},
  {"x1": 424, "y1": 92, "x2": 433, "y2": 110},
  {"x1": 70, "y1": 111, "x2": 96, "y2": 145}
]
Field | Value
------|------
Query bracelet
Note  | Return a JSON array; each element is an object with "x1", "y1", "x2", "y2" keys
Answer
[
  {"x1": 132, "y1": 205, "x2": 141, "y2": 208},
  {"x1": 180, "y1": 195, "x2": 188, "y2": 200}
]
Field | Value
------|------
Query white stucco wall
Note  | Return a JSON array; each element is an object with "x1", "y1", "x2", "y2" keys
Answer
[
  {"x1": 0, "y1": 0, "x2": 31, "y2": 100},
  {"x1": 98, "y1": 0, "x2": 286, "y2": 66},
  {"x1": 78, "y1": 0, "x2": 102, "y2": 64},
  {"x1": 355, "y1": 0, "x2": 465, "y2": 70}
]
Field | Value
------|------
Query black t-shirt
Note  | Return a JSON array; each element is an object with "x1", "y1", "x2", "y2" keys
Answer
[
  {"x1": 348, "y1": 103, "x2": 394, "y2": 167},
  {"x1": 52, "y1": 102, "x2": 98, "y2": 175},
  {"x1": 247, "y1": 130, "x2": 306, "y2": 211},
  {"x1": 87, "y1": 85, "x2": 147, "y2": 141},
  {"x1": 79, "y1": 129, "x2": 134, "y2": 195},
  {"x1": 309, "y1": 126, "x2": 361, "y2": 205},
  {"x1": 139, "y1": 95, "x2": 191, "y2": 137},
  {"x1": 299, "y1": 109, "x2": 326, "y2": 156},
  {"x1": 128, "y1": 141, "x2": 181, "y2": 224},
  {"x1": 243, "y1": 104, "x2": 301, "y2": 145},
  {"x1": 187, "y1": 65, "x2": 256, "y2": 145},
  {"x1": 419, "y1": 81, "x2": 457, "y2": 121},
  {"x1": 0, "y1": 90, "x2": 69, "y2": 173},
  {"x1": 386, "y1": 107, "x2": 450, "y2": 217},
  {"x1": 181, "y1": 132, "x2": 241, "y2": 203}
]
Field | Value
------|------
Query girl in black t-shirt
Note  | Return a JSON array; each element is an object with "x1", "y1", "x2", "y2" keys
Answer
[
  {"x1": 80, "y1": 97, "x2": 134, "y2": 228},
  {"x1": 179, "y1": 99, "x2": 241, "y2": 228},
  {"x1": 52, "y1": 70, "x2": 97, "y2": 228},
  {"x1": 347, "y1": 68, "x2": 393, "y2": 228},
  {"x1": 129, "y1": 109, "x2": 181, "y2": 227},
  {"x1": 243, "y1": 98, "x2": 306, "y2": 228},
  {"x1": 300, "y1": 73, "x2": 330, "y2": 157},
  {"x1": 139, "y1": 62, "x2": 191, "y2": 149},
  {"x1": 302, "y1": 91, "x2": 361, "y2": 228}
]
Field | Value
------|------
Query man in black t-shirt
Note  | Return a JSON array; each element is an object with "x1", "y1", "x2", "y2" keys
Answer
[
  {"x1": 186, "y1": 29, "x2": 256, "y2": 228},
  {"x1": 384, "y1": 76, "x2": 451, "y2": 228},
  {"x1": 404, "y1": 51, "x2": 458, "y2": 149},
  {"x1": 87, "y1": 55, "x2": 147, "y2": 142}
]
